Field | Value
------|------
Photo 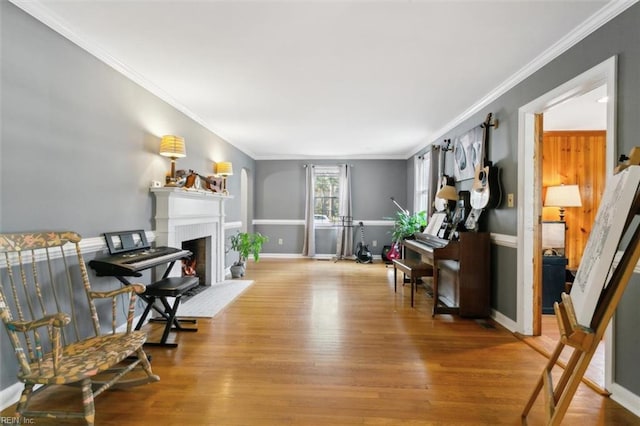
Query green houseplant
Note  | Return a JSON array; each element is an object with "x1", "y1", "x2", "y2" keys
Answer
[
  {"x1": 229, "y1": 231, "x2": 269, "y2": 278},
  {"x1": 390, "y1": 210, "x2": 428, "y2": 243}
]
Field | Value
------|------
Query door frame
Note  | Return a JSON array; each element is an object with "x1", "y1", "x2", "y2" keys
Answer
[{"x1": 516, "y1": 56, "x2": 617, "y2": 384}]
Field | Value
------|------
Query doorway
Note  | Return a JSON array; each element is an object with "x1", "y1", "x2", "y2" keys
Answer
[
  {"x1": 516, "y1": 56, "x2": 617, "y2": 390},
  {"x1": 538, "y1": 87, "x2": 607, "y2": 390}
]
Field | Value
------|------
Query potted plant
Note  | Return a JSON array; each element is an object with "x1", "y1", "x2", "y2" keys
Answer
[
  {"x1": 390, "y1": 210, "x2": 428, "y2": 243},
  {"x1": 229, "y1": 231, "x2": 269, "y2": 278}
]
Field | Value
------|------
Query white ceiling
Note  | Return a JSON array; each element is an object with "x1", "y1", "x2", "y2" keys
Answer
[
  {"x1": 544, "y1": 85, "x2": 607, "y2": 131},
  {"x1": 12, "y1": 0, "x2": 626, "y2": 159}
]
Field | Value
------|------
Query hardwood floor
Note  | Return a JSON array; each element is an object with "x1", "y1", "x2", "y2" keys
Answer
[
  {"x1": 520, "y1": 314, "x2": 606, "y2": 394},
  {"x1": 3, "y1": 259, "x2": 639, "y2": 425}
]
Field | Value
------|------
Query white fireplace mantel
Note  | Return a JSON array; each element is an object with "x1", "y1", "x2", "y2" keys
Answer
[{"x1": 151, "y1": 187, "x2": 231, "y2": 284}]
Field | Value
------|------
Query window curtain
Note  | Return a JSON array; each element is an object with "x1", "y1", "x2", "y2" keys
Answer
[
  {"x1": 414, "y1": 146, "x2": 440, "y2": 216},
  {"x1": 336, "y1": 164, "x2": 353, "y2": 258},
  {"x1": 302, "y1": 164, "x2": 315, "y2": 257},
  {"x1": 414, "y1": 154, "x2": 427, "y2": 213}
]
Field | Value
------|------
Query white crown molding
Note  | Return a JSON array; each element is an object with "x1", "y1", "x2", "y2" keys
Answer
[
  {"x1": 406, "y1": 0, "x2": 639, "y2": 159},
  {"x1": 10, "y1": 0, "x2": 638, "y2": 162},
  {"x1": 8, "y1": 0, "x2": 258, "y2": 160}
]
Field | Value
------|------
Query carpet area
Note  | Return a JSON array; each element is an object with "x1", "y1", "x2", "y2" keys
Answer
[{"x1": 176, "y1": 279, "x2": 254, "y2": 318}]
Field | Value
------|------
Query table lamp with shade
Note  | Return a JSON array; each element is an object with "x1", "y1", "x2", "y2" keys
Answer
[
  {"x1": 159, "y1": 135, "x2": 186, "y2": 186},
  {"x1": 544, "y1": 184, "x2": 582, "y2": 221},
  {"x1": 215, "y1": 161, "x2": 233, "y2": 194}
]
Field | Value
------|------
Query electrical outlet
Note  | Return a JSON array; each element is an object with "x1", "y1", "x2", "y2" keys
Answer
[
  {"x1": 278, "y1": 238, "x2": 283, "y2": 245},
  {"x1": 507, "y1": 193, "x2": 514, "y2": 208},
  {"x1": 372, "y1": 240, "x2": 377, "y2": 247}
]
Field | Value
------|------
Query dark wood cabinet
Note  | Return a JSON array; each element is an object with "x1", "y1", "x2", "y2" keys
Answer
[{"x1": 542, "y1": 255, "x2": 568, "y2": 314}]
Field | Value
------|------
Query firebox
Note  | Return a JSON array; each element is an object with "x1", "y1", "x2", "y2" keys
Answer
[{"x1": 181, "y1": 237, "x2": 209, "y2": 286}]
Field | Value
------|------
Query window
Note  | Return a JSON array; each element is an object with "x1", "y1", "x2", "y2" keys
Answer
[
  {"x1": 414, "y1": 153, "x2": 430, "y2": 213},
  {"x1": 314, "y1": 166, "x2": 340, "y2": 223}
]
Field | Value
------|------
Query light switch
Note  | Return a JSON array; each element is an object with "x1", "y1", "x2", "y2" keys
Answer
[{"x1": 507, "y1": 193, "x2": 515, "y2": 208}]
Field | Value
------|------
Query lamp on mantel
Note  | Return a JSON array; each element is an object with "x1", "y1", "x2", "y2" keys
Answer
[
  {"x1": 544, "y1": 184, "x2": 582, "y2": 221},
  {"x1": 159, "y1": 135, "x2": 186, "y2": 186},
  {"x1": 214, "y1": 161, "x2": 233, "y2": 194}
]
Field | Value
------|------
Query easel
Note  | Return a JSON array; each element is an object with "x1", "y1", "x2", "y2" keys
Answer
[{"x1": 522, "y1": 150, "x2": 640, "y2": 425}]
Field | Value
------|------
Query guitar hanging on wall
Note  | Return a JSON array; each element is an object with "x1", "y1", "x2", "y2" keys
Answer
[
  {"x1": 434, "y1": 139, "x2": 453, "y2": 212},
  {"x1": 470, "y1": 113, "x2": 502, "y2": 210}
]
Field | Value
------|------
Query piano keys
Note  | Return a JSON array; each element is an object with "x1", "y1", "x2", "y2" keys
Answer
[
  {"x1": 89, "y1": 246, "x2": 192, "y2": 277},
  {"x1": 89, "y1": 229, "x2": 192, "y2": 277},
  {"x1": 88, "y1": 230, "x2": 199, "y2": 348},
  {"x1": 404, "y1": 232, "x2": 491, "y2": 318}
]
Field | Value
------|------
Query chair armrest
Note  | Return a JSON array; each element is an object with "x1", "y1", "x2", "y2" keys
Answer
[
  {"x1": 89, "y1": 283, "x2": 146, "y2": 334},
  {"x1": 7, "y1": 312, "x2": 70, "y2": 332},
  {"x1": 7, "y1": 313, "x2": 70, "y2": 375}
]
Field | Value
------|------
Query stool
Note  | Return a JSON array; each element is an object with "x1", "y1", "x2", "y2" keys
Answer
[
  {"x1": 135, "y1": 276, "x2": 200, "y2": 347},
  {"x1": 392, "y1": 259, "x2": 433, "y2": 307}
]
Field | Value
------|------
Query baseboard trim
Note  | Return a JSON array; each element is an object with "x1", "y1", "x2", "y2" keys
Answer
[
  {"x1": 491, "y1": 308, "x2": 518, "y2": 333},
  {"x1": 609, "y1": 382, "x2": 640, "y2": 418},
  {"x1": 0, "y1": 382, "x2": 24, "y2": 412}
]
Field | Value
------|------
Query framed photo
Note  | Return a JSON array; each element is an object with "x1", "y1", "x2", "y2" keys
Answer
[{"x1": 453, "y1": 125, "x2": 483, "y2": 182}]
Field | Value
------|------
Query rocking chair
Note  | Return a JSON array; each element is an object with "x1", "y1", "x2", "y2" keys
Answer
[{"x1": 0, "y1": 231, "x2": 160, "y2": 425}]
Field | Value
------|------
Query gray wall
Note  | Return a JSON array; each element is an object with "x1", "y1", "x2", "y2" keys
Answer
[
  {"x1": 1, "y1": 3, "x2": 254, "y2": 237},
  {"x1": 2, "y1": 0, "x2": 639, "y2": 402},
  {"x1": 408, "y1": 3, "x2": 640, "y2": 395},
  {"x1": 0, "y1": 2, "x2": 254, "y2": 391},
  {"x1": 255, "y1": 159, "x2": 408, "y2": 256}
]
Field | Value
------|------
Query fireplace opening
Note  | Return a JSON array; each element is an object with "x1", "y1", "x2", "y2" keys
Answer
[{"x1": 181, "y1": 238, "x2": 208, "y2": 286}]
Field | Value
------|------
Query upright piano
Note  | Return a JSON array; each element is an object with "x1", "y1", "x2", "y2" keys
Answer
[{"x1": 404, "y1": 232, "x2": 490, "y2": 318}]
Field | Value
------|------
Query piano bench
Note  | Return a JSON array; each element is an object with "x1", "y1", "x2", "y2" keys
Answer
[
  {"x1": 392, "y1": 259, "x2": 433, "y2": 307},
  {"x1": 137, "y1": 276, "x2": 200, "y2": 347},
  {"x1": 145, "y1": 276, "x2": 200, "y2": 297}
]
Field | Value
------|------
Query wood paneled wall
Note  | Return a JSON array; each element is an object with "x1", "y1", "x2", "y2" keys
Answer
[{"x1": 542, "y1": 131, "x2": 606, "y2": 269}]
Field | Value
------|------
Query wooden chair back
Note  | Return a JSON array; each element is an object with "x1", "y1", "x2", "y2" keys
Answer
[{"x1": 0, "y1": 231, "x2": 158, "y2": 425}]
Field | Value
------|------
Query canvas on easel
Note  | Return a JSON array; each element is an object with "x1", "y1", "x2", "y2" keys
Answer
[
  {"x1": 570, "y1": 165, "x2": 640, "y2": 327},
  {"x1": 523, "y1": 159, "x2": 640, "y2": 425}
]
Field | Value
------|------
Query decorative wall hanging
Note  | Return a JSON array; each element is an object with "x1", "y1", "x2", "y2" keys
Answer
[{"x1": 453, "y1": 125, "x2": 483, "y2": 182}]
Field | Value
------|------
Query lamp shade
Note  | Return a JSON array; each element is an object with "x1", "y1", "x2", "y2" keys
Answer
[
  {"x1": 159, "y1": 135, "x2": 186, "y2": 158},
  {"x1": 216, "y1": 161, "x2": 233, "y2": 176},
  {"x1": 436, "y1": 184, "x2": 458, "y2": 201},
  {"x1": 544, "y1": 185, "x2": 582, "y2": 207}
]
